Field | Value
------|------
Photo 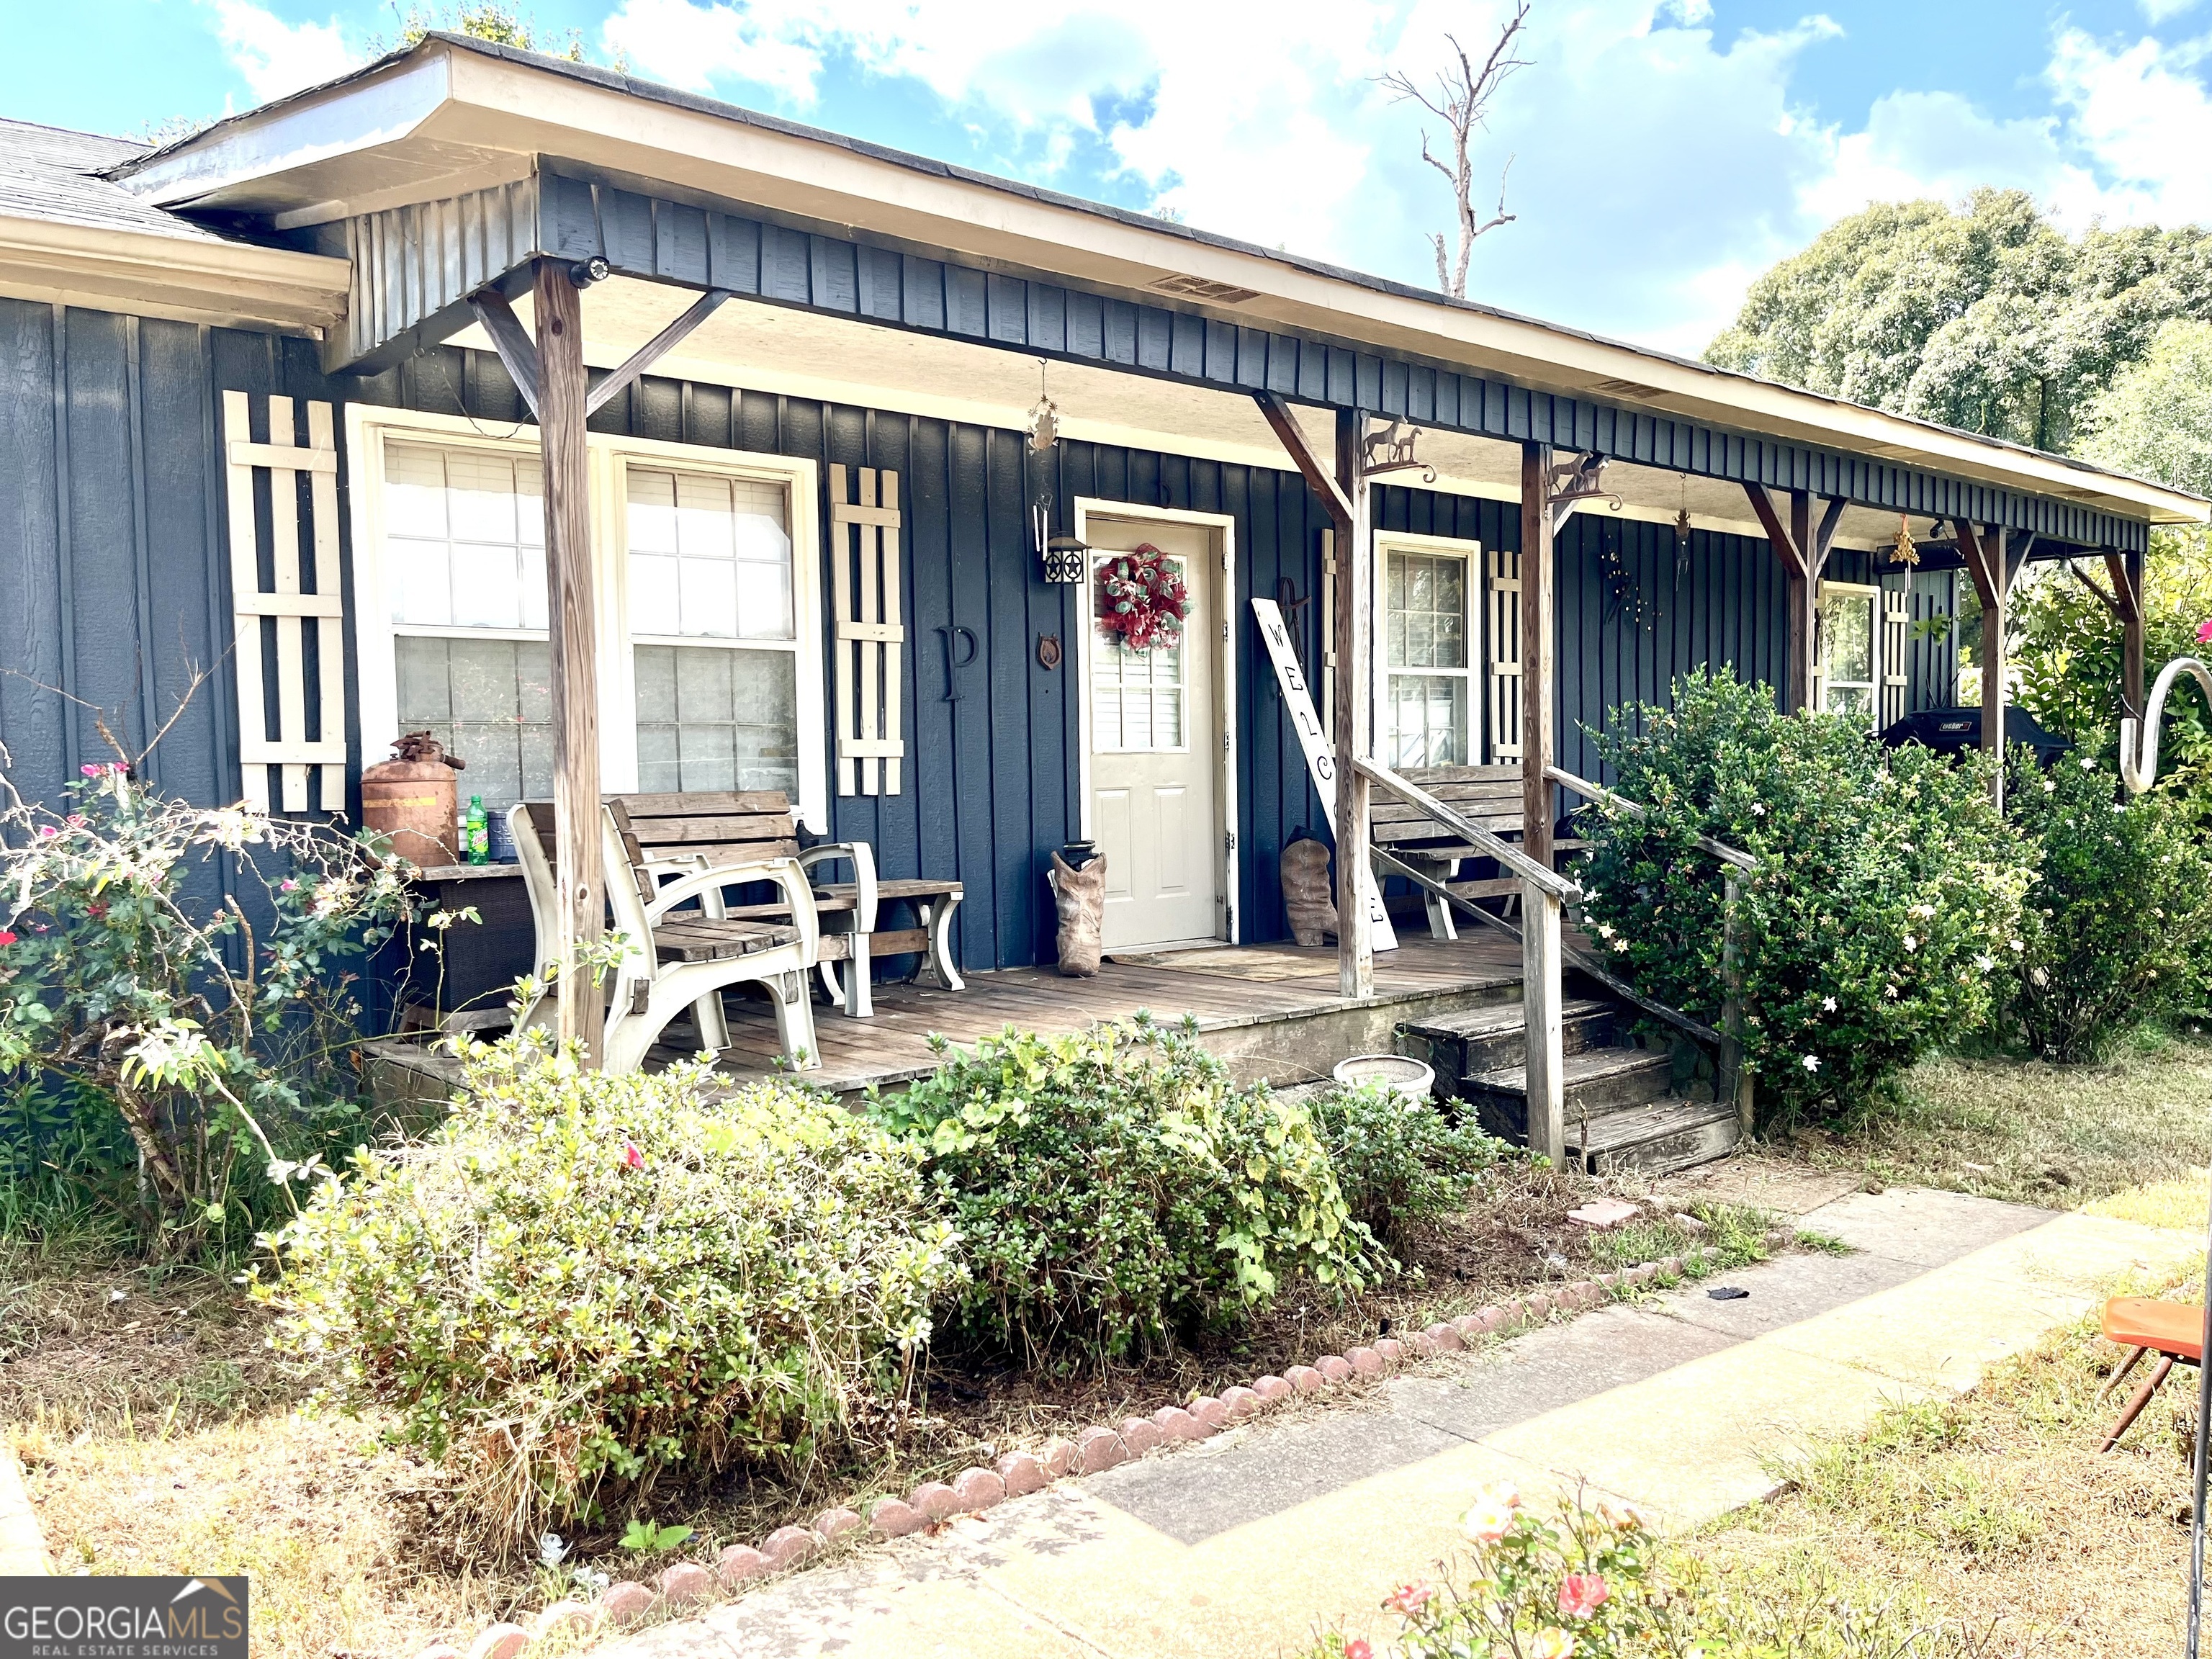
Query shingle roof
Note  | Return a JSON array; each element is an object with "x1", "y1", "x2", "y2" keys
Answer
[{"x1": 0, "y1": 117, "x2": 229, "y2": 241}]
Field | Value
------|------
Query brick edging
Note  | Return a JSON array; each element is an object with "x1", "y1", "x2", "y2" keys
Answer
[{"x1": 421, "y1": 1255, "x2": 1694, "y2": 1658}]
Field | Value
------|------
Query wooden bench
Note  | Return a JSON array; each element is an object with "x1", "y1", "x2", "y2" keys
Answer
[
  {"x1": 510, "y1": 799, "x2": 824, "y2": 1073},
  {"x1": 1372, "y1": 763, "x2": 1583, "y2": 938},
  {"x1": 606, "y1": 791, "x2": 964, "y2": 1020}
]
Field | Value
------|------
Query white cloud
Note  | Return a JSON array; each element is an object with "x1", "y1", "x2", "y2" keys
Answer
[
  {"x1": 206, "y1": 0, "x2": 354, "y2": 104},
  {"x1": 2141, "y1": 0, "x2": 2200, "y2": 24},
  {"x1": 2047, "y1": 26, "x2": 2212, "y2": 225}
]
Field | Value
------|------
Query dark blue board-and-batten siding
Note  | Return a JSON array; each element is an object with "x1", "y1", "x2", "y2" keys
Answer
[{"x1": 0, "y1": 299, "x2": 1955, "y2": 981}]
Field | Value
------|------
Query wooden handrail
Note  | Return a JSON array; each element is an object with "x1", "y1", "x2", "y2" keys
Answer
[
  {"x1": 1544, "y1": 765, "x2": 1755, "y2": 871},
  {"x1": 1353, "y1": 756, "x2": 1581, "y2": 902}
]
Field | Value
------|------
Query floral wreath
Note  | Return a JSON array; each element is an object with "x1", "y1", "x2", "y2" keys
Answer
[{"x1": 1094, "y1": 544, "x2": 1192, "y2": 652}]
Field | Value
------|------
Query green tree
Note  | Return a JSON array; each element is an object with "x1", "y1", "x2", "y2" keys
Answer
[
  {"x1": 1706, "y1": 191, "x2": 2212, "y2": 453},
  {"x1": 379, "y1": 4, "x2": 585, "y2": 61}
]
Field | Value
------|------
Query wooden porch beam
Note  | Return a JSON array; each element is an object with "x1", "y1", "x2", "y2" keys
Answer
[
  {"x1": 585, "y1": 289, "x2": 733, "y2": 416},
  {"x1": 467, "y1": 287, "x2": 541, "y2": 417},
  {"x1": 1254, "y1": 393, "x2": 1355, "y2": 526},
  {"x1": 1952, "y1": 518, "x2": 2011, "y2": 804},
  {"x1": 1744, "y1": 485, "x2": 1843, "y2": 713},
  {"x1": 1332, "y1": 406, "x2": 1375, "y2": 999},
  {"x1": 2108, "y1": 547, "x2": 2147, "y2": 720},
  {"x1": 534, "y1": 258, "x2": 605, "y2": 1064}
]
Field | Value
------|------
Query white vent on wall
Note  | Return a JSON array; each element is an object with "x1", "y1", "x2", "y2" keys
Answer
[{"x1": 1149, "y1": 274, "x2": 1262, "y2": 304}]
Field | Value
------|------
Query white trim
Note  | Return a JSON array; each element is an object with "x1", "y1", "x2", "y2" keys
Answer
[
  {"x1": 343, "y1": 403, "x2": 829, "y2": 830},
  {"x1": 1071, "y1": 497, "x2": 1240, "y2": 944},
  {"x1": 1375, "y1": 529, "x2": 1484, "y2": 770}
]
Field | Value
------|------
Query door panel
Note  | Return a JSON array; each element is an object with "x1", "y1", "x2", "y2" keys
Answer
[{"x1": 1087, "y1": 518, "x2": 1220, "y2": 950}]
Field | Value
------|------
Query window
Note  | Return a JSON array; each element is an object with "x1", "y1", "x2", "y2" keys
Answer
[
  {"x1": 385, "y1": 443, "x2": 552, "y2": 810},
  {"x1": 1820, "y1": 582, "x2": 1879, "y2": 722},
  {"x1": 624, "y1": 467, "x2": 800, "y2": 796},
  {"x1": 354, "y1": 414, "x2": 825, "y2": 825},
  {"x1": 1382, "y1": 545, "x2": 1474, "y2": 766},
  {"x1": 1089, "y1": 550, "x2": 1187, "y2": 752}
]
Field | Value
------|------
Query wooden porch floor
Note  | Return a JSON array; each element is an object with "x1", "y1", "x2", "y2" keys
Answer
[{"x1": 713, "y1": 933, "x2": 1527, "y2": 1092}]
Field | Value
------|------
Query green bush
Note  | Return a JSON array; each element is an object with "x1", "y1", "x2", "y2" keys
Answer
[
  {"x1": 1577, "y1": 670, "x2": 2033, "y2": 1123},
  {"x1": 873, "y1": 1017, "x2": 1372, "y2": 1367},
  {"x1": 267, "y1": 1036, "x2": 959, "y2": 1542},
  {"x1": 1305, "y1": 1079, "x2": 1498, "y2": 1245},
  {"x1": 2002, "y1": 750, "x2": 2212, "y2": 1060}
]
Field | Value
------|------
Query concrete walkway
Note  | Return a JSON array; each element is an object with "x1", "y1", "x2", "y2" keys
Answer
[{"x1": 608, "y1": 1188, "x2": 2198, "y2": 1659}]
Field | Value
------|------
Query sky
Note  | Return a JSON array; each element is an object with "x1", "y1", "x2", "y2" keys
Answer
[{"x1": 6, "y1": 0, "x2": 2212, "y2": 357}]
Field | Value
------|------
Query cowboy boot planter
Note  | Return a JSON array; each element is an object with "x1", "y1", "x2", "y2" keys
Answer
[
  {"x1": 1280, "y1": 835, "x2": 1337, "y2": 947},
  {"x1": 1050, "y1": 849, "x2": 1108, "y2": 976}
]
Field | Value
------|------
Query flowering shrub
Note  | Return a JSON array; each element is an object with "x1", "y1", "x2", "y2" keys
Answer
[
  {"x1": 0, "y1": 765, "x2": 410, "y2": 1252},
  {"x1": 267, "y1": 1035, "x2": 959, "y2": 1543},
  {"x1": 1309, "y1": 1485, "x2": 1992, "y2": 1658},
  {"x1": 873, "y1": 1017, "x2": 1372, "y2": 1366},
  {"x1": 1576, "y1": 670, "x2": 2032, "y2": 1123},
  {"x1": 1306, "y1": 1078, "x2": 1500, "y2": 1246},
  {"x1": 2000, "y1": 750, "x2": 2212, "y2": 1059}
]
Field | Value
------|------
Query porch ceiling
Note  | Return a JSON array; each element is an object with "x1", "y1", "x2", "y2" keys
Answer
[{"x1": 454, "y1": 276, "x2": 2022, "y2": 559}]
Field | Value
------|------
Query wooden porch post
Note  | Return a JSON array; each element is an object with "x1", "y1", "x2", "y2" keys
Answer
[
  {"x1": 1519, "y1": 442, "x2": 1555, "y2": 870},
  {"x1": 2110, "y1": 546, "x2": 2147, "y2": 722},
  {"x1": 1954, "y1": 519, "x2": 2012, "y2": 809},
  {"x1": 535, "y1": 258, "x2": 604, "y2": 1061},
  {"x1": 1334, "y1": 408, "x2": 1375, "y2": 999}
]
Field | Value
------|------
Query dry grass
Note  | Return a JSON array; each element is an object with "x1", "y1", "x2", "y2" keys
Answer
[
  {"x1": 1773, "y1": 1025, "x2": 2212, "y2": 1215},
  {"x1": 1695, "y1": 1284, "x2": 2203, "y2": 1657},
  {"x1": 1, "y1": 1164, "x2": 1779, "y2": 1659}
]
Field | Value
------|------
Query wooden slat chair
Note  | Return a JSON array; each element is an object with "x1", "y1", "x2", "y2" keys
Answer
[
  {"x1": 1373, "y1": 763, "x2": 1584, "y2": 938},
  {"x1": 508, "y1": 799, "x2": 823, "y2": 1073},
  {"x1": 2095, "y1": 1295, "x2": 2204, "y2": 1451},
  {"x1": 606, "y1": 791, "x2": 965, "y2": 1020}
]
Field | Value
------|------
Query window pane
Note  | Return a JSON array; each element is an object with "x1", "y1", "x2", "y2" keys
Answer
[
  {"x1": 1387, "y1": 673, "x2": 1469, "y2": 766},
  {"x1": 385, "y1": 443, "x2": 541, "y2": 631},
  {"x1": 1089, "y1": 554, "x2": 1188, "y2": 753},
  {"x1": 1385, "y1": 550, "x2": 1469, "y2": 670},
  {"x1": 1823, "y1": 590, "x2": 1874, "y2": 683},
  {"x1": 393, "y1": 635, "x2": 552, "y2": 814},
  {"x1": 634, "y1": 644, "x2": 799, "y2": 797},
  {"x1": 627, "y1": 465, "x2": 792, "y2": 642}
]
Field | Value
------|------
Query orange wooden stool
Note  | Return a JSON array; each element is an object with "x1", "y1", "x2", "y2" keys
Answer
[{"x1": 2098, "y1": 1296, "x2": 2206, "y2": 1451}]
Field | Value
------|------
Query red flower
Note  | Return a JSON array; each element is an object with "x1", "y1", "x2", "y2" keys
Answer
[
  {"x1": 620, "y1": 1140, "x2": 644, "y2": 1170},
  {"x1": 1381, "y1": 1583, "x2": 1432, "y2": 1615},
  {"x1": 1557, "y1": 1573, "x2": 1609, "y2": 1619},
  {"x1": 2198, "y1": 618, "x2": 2212, "y2": 646},
  {"x1": 0, "y1": 930, "x2": 17, "y2": 947},
  {"x1": 1344, "y1": 1642, "x2": 1372, "y2": 1659}
]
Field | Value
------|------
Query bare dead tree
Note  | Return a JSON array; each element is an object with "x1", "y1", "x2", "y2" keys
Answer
[{"x1": 1377, "y1": 3, "x2": 1533, "y2": 297}]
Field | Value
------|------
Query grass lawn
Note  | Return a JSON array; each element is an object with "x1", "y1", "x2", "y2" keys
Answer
[
  {"x1": 1692, "y1": 1288, "x2": 2200, "y2": 1657},
  {"x1": 1, "y1": 1161, "x2": 1783, "y2": 1659},
  {"x1": 1773, "y1": 1025, "x2": 2212, "y2": 1216}
]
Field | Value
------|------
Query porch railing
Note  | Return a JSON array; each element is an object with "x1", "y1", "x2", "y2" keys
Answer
[
  {"x1": 1350, "y1": 756, "x2": 1755, "y2": 1161},
  {"x1": 1545, "y1": 765, "x2": 1756, "y2": 1141}
]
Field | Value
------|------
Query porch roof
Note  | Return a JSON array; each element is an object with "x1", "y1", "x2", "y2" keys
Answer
[{"x1": 107, "y1": 32, "x2": 2206, "y2": 548}]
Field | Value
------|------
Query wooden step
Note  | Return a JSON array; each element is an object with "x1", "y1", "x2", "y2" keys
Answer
[
  {"x1": 1459, "y1": 1045, "x2": 1676, "y2": 1144},
  {"x1": 1400, "y1": 997, "x2": 1613, "y2": 1081},
  {"x1": 1568, "y1": 1097, "x2": 1740, "y2": 1176}
]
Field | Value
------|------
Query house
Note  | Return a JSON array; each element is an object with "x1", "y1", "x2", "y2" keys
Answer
[{"x1": 1, "y1": 35, "x2": 2201, "y2": 1163}]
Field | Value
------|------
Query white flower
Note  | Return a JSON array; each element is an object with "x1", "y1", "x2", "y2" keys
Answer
[
  {"x1": 1884, "y1": 984, "x2": 1899, "y2": 998},
  {"x1": 2042, "y1": 779, "x2": 2056, "y2": 793},
  {"x1": 1750, "y1": 802, "x2": 1766, "y2": 817},
  {"x1": 1900, "y1": 842, "x2": 1915, "y2": 853},
  {"x1": 1822, "y1": 996, "x2": 1837, "y2": 1012},
  {"x1": 1975, "y1": 955, "x2": 1994, "y2": 972},
  {"x1": 2080, "y1": 755, "x2": 2098, "y2": 770},
  {"x1": 1910, "y1": 904, "x2": 1936, "y2": 920},
  {"x1": 2008, "y1": 938, "x2": 2025, "y2": 952},
  {"x1": 1802, "y1": 1054, "x2": 1820, "y2": 1071},
  {"x1": 1902, "y1": 935, "x2": 1918, "y2": 952},
  {"x1": 2112, "y1": 803, "x2": 2128, "y2": 814},
  {"x1": 2031, "y1": 966, "x2": 2050, "y2": 987}
]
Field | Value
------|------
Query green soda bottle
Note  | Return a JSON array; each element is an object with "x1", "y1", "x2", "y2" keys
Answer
[{"x1": 464, "y1": 794, "x2": 490, "y2": 865}]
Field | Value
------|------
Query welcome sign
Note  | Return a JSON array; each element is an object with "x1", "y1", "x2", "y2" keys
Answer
[{"x1": 1, "y1": 1577, "x2": 248, "y2": 1659}]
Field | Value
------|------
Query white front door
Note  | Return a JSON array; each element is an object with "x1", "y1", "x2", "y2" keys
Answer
[{"x1": 1085, "y1": 518, "x2": 1220, "y2": 950}]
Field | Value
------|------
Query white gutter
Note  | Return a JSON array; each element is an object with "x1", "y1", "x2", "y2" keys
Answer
[{"x1": 0, "y1": 212, "x2": 350, "y2": 333}]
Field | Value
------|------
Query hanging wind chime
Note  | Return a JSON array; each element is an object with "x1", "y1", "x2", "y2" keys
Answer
[
  {"x1": 1025, "y1": 360, "x2": 1089, "y2": 583},
  {"x1": 1885, "y1": 513, "x2": 1922, "y2": 570},
  {"x1": 1672, "y1": 476, "x2": 1694, "y2": 592}
]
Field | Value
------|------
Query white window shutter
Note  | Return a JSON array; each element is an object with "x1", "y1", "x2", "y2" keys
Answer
[
  {"x1": 1881, "y1": 583, "x2": 1912, "y2": 728},
  {"x1": 222, "y1": 392, "x2": 346, "y2": 812},
  {"x1": 829, "y1": 463, "x2": 907, "y2": 796},
  {"x1": 1485, "y1": 546, "x2": 1523, "y2": 761}
]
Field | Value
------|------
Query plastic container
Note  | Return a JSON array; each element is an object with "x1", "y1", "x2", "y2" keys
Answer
[{"x1": 1331, "y1": 1052, "x2": 1438, "y2": 1100}]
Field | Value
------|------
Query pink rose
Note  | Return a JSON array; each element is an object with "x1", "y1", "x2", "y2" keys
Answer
[
  {"x1": 2198, "y1": 619, "x2": 2212, "y2": 646},
  {"x1": 1382, "y1": 1582, "x2": 1432, "y2": 1616},
  {"x1": 620, "y1": 1141, "x2": 644, "y2": 1170},
  {"x1": 1557, "y1": 1573, "x2": 1609, "y2": 1620},
  {"x1": 1344, "y1": 1642, "x2": 1372, "y2": 1659},
  {"x1": 37, "y1": 825, "x2": 57, "y2": 838},
  {"x1": 0, "y1": 930, "x2": 16, "y2": 946}
]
